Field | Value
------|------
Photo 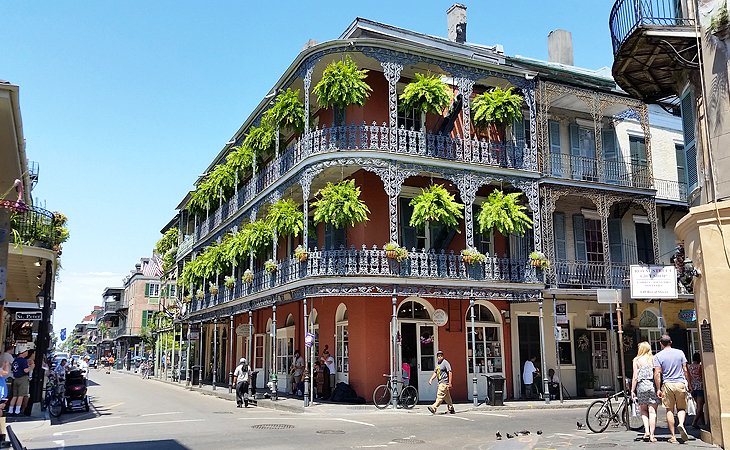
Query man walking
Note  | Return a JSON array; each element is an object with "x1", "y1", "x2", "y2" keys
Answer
[
  {"x1": 427, "y1": 350, "x2": 455, "y2": 415},
  {"x1": 233, "y1": 358, "x2": 251, "y2": 408},
  {"x1": 654, "y1": 335, "x2": 691, "y2": 443}
]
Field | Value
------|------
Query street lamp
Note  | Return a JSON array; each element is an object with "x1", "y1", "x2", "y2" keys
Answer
[{"x1": 36, "y1": 290, "x2": 45, "y2": 309}]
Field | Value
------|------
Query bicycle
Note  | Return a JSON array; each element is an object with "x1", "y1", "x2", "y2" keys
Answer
[
  {"x1": 44, "y1": 376, "x2": 65, "y2": 418},
  {"x1": 373, "y1": 374, "x2": 418, "y2": 409},
  {"x1": 585, "y1": 389, "x2": 643, "y2": 433}
]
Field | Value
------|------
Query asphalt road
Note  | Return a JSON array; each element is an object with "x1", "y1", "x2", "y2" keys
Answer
[{"x1": 11, "y1": 370, "x2": 716, "y2": 449}]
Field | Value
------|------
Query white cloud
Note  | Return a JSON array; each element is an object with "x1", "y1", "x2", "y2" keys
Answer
[{"x1": 52, "y1": 271, "x2": 124, "y2": 342}]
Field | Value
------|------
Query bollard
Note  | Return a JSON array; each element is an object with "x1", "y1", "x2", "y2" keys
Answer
[{"x1": 303, "y1": 374, "x2": 310, "y2": 407}]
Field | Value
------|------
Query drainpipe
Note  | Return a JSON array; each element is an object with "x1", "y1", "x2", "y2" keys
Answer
[
  {"x1": 229, "y1": 315, "x2": 234, "y2": 394},
  {"x1": 213, "y1": 317, "x2": 218, "y2": 390},
  {"x1": 538, "y1": 299, "x2": 550, "y2": 404},
  {"x1": 178, "y1": 322, "x2": 184, "y2": 383},
  {"x1": 391, "y1": 294, "x2": 397, "y2": 409},
  {"x1": 271, "y1": 303, "x2": 278, "y2": 400}
]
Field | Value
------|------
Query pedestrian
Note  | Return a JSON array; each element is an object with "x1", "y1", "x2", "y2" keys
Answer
[
  {"x1": 321, "y1": 349, "x2": 336, "y2": 392},
  {"x1": 427, "y1": 350, "x2": 455, "y2": 415},
  {"x1": 688, "y1": 352, "x2": 705, "y2": 428},
  {"x1": 8, "y1": 345, "x2": 34, "y2": 416},
  {"x1": 654, "y1": 335, "x2": 691, "y2": 444},
  {"x1": 522, "y1": 356, "x2": 540, "y2": 399},
  {"x1": 233, "y1": 358, "x2": 251, "y2": 408},
  {"x1": 631, "y1": 341, "x2": 659, "y2": 442},
  {"x1": 289, "y1": 350, "x2": 304, "y2": 396}
]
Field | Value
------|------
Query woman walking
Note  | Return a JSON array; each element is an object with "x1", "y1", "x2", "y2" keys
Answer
[
  {"x1": 631, "y1": 341, "x2": 659, "y2": 442},
  {"x1": 688, "y1": 352, "x2": 705, "y2": 428}
]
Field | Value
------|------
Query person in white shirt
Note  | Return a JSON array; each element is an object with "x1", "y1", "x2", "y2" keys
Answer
[
  {"x1": 78, "y1": 356, "x2": 90, "y2": 379},
  {"x1": 547, "y1": 368, "x2": 561, "y2": 399},
  {"x1": 233, "y1": 358, "x2": 251, "y2": 408},
  {"x1": 290, "y1": 351, "x2": 304, "y2": 396},
  {"x1": 322, "y1": 350, "x2": 336, "y2": 392},
  {"x1": 522, "y1": 356, "x2": 540, "y2": 399}
]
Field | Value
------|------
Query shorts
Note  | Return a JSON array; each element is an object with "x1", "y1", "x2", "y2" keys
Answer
[
  {"x1": 11, "y1": 376, "x2": 29, "y2": 398},
  {"x1": 661, "y1": 382, "x2": 688, "y2": 411},
  {"x1": 692, "y1": 389, "x2": 704, "y2": 398}
]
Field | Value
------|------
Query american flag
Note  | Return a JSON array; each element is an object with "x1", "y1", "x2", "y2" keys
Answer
[{"x1": 143, "y1": 254, "x2": 164, "y2": 278}]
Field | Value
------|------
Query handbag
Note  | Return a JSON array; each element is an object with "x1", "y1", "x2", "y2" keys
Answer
[{"x1": 686, "y1": 392, "x2": 697, "y2": 416}]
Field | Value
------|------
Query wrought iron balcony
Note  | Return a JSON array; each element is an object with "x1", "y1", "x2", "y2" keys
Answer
[
  {"x1": 548, "y1": 154, "x2": 652, "y2": 188},
  {"x1": 191, "y1": 247, "x2": 540, "y2": 312},
  {"x1": 654, "y1": 178, "x2": 687, "y2": 203},
  {"x1": 550, "y1": 260, "x2": 630, "y2": 289},
  {"x1": 610, "y1": 0, "x2": 698, "y2": 102},
  {"x1": 104, "y1": 301, "x2": 121, "y2": 315},
  {"x1": 8, "y1": 205, "x2": 57, "y2": 250},
  {"x1": 177, "y1": 235, "x2": 195, "y2": 259}
]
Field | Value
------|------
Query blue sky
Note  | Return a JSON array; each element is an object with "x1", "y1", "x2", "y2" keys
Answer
[{"x1": 1, "y1": 1, "x2": 617, "y2": 341}]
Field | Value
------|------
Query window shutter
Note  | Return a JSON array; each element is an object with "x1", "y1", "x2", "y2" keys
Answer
[
  {"x1": 549, "y1": 120, "x2": 562, "y2": 175},
  {"x1": 680, "y1": 92, "x2": 696, "y2": 147},
  {"x1": 602, "y1": 128, "x2": 617, "y2": 161},
  {"x1": 675, "y1": 144, "x2": 687, "y2": 186},
  {"x1": 513, "y1": 117, "x2": 525, "y2": 146},
  {"x1": 686, "y1": 145, "x2": 698, "y2": 190},
  {"x1": 569, "y1": 124, "x2": 581, "y2": 179},
  {"x1": 572, "y1": 214, "x2": 587, "y2": 261},
  {"x1": 142, "y1": 311, "x2": 148, "y2": 328},
  {"x1": 553, "y1": 212, "x2": 567, "y2": 260},
  {"x1": 144, "y1": 283, "x2": 150, "y2": 297},
  {"x1": 608, "y1": 218, "x2": 623, "y2": 263},
  {"x1": 400, "y1": 197, "x2": 418, "y2": 250}
]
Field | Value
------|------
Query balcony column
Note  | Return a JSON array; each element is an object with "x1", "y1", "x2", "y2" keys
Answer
[
  {"x1": 590, "y1": 93, "x2": 606, "y2": 182},
  {"x1": 522, "y1": 80, "x2": 539, "y2": 171},
  {"x1": 455, "y1": 77, "x2": 475, "y2": 158},
  {"x1": 597, "y1": 194, "x2": 613, "y2": 284},
  {"x1": 367, "y1": 164, "x2": 419, "y2": 243},
  {"x1": 453, "y1": 173, "x2": 489, "y2": 249},
  {"x1": 638, "y1": 104, "x2": 654, "y2": 184},
  {"x1": 300, "y1": 167, "x2": 323, "y2": 249},
  {"x1": 303, "y1": 64, "x2": 314, "y2": 155},
  {"x1": 515, "y1": 180, "x2": 542, "y2": 254},
  {"x1": 249, "y1": 209, "x2": 257, "y2": 270},
  {"x1": 380, "y1": 61, "x2": 403, "y2": 151}
]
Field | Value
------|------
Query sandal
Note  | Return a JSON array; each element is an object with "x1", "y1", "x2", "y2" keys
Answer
[{"x1": 650, "y1": 437, "x2": 657, "y2": 443}]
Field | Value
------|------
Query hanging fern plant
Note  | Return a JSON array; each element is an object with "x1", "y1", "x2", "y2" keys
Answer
[
  {"x1": 313, "y1": 56, "x2": 372, "y2": 109},
  {"x1": 187, "y1": 178, "x2": 218, "y2": 215},
  {"x1": 266, "y1": 198, "x2": 304, "y2": 237},
  {"x1": 409, "y1": 184, "x2": 464, "y2": 230},
  {"x1": 224, "y1": 228, "x2": 249, "y2": 265},
  {"x1": 243, "y1": 125, "x2": 276, "y2": 170},
  {"x1": 399, "y1": 73, "x2": 451, "y2": 115},
  {"x1": 155, "y1": 228, "x2": 179, "y2": 256},
  {"x1": 312, "y1": 179, "x2": 370, "y2": 229},
  {"x1": 263, "y1": 88, "x2": 305, "y2": 134},
  {"x1": 471, "y1": 87, "x2": 524, "y2": 131},
  {"x1": 240, "y1": 219, "x2": 274, "y2": 257},
  {"x1": 477, "y1": 190, "x2": 533, "y2": 236},
  {"x1": 205, "y1": 163, "x2": 236, "y2": 201},
  {"x1": 225, "y1": 145, "x2": 255, "y2": 177}
]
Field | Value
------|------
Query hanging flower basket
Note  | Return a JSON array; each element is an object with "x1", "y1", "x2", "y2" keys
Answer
[
  {"x1": 195, "y1": 289, "x2": 205, "y2": 300},
  {"x1": 383, "y1": 242, "x2": 409, "y2": 262},
  {"x1": 294, "y1": 245, "x2": 308, "y2": 262},
  {"x1": 209, "y1": 282, "x2": 219, "y2": 296},
  {"x1": 264, "y1": 259, "x2": 278, "y2": 273},
  {"x1": 183, "y1": 294, "x2": 192, "y2": 304},
  {"x1": 529, "y1": 251, "x2": 550, "y2": 269},
  {"x1": 243, "y1": 269, "x2": 254, "y2": 284},
  {"x1": 461, "y1": 248, "x2": 486, "y2": 265},
  {"x1": 224, "y1": 276, "x2": 236, "y2": 290}
]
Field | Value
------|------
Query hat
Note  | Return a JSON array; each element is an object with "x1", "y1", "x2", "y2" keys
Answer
[
  {"x1": 436, "y1": 350, "x2": 444, "y2": 356},
  {"x1": 240, "y1": 357, "x2": 247, "y2": 364}
]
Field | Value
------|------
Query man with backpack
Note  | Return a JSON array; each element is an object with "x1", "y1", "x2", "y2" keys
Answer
[{"x1": 233, "y1": 358, "x2": 251, "y2": 408}]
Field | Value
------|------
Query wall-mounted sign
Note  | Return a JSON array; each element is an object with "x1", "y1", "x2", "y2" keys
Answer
[
  {"x1": 433, "y1": 309, "x2": 448, "y2": 327},
  {"x1": 678, "y1": 309, "x2": 696, "y2": 323},
  {"x1": 235, "y1": 324, "x2": 251, "y2": 337},
  {"x1": 630, "y1": 265, "x2": 678, "y2": 299},
  {"x1": 556, "y1": 301, "x2": 568, "y2": 325},
  {"x1": 701, "y1": 320, "x2": 713, "y2": 353},
  {"x1": 15, "y1": 312, "x2": 42, "y2": 321}
]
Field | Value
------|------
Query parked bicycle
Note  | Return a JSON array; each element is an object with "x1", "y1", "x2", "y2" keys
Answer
[
  {"x1": 44, "y1": 376, "x2": 65, "y2": 418},
  {"x1": 585, "y1": 388, "x2": 643, "y2": 433},
  {"x1": 373, "y1": 374, "x2": 418, "y2": 409}
]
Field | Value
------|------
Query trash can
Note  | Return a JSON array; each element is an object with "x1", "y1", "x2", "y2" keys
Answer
[{"x1": 487, "y1": 375, "x2": 505, "y2": 406}]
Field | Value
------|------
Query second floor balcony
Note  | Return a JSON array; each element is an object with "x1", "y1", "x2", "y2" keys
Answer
[
  {"x1": 550, "y1": 260, "x2": 630, "y2": 289},
  {"x1": 654, "y1": 178, "x2": 688, "y2": 203},
  {"x1": 548, "y1": 153, "x2": 652, "y2": 189}
]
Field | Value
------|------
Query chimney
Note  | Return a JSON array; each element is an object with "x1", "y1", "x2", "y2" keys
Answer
[
  {"x1": 447, "y1": 4, "x2": 467, "y2": 44},
  {"x1": 548, "y1": 29, "x2": 573, "y2": 65}
]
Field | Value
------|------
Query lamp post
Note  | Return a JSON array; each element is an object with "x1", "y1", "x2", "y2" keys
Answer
[
  {"x1": 303, "y1": 298, "x2": 310, "y2": 407},
  {"x1": 213, "y1": 317, "x2": 218, "y2": 390},
  {"x1": 538, "y1": 299, "x2": 550, "y2": 404},
  {"x1": 30, "y1": 264, "x2": 52, "y2": 407}
]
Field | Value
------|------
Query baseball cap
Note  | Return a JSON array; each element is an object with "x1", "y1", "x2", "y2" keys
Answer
[
  {"x1": 240, "y1": 357, "x2": 247, "y2": 364},
  {"x1": 436, "y1": 350, "x2": 444, "y2": 356}
]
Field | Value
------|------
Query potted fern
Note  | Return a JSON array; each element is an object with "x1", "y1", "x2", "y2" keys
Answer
[
  {"x1": 461, "y1": 248, "x2": 486, "y2": 265},
  {"x1": 409, "y1": 184, "x2": 464, "y2": 230},
  {"x1": 196, "y1": 289, "x2": 205, "y2": 300},
  {"x1": 266, "y1": 198, "x2": 304, "y2": 238},
  {"x1": 264, "y1": 259, "x2": 278, "y2": 273},
  {"x1": 383, "y1": 241, "x2": 409, "y2": 262},
  {"x1": 294, "y1": 244, "x2": 308, "y2": 262},
  {"x1": 312, "y1": 179, "x2": 370, "y2": 229},
  {"x1": 711, "y1": 2, "x2": 730, "y2": 40},
  {"x1": 472, "y1": 87, "x2": 523, "y2": 141},
  {"x1": 240, "y1": 220, "x2": 274, "y2": 257},
  {"x1": 313, "y1": 56, "x2": 372, "y2": 124},
  {"x1": 243, "y1": 269, "x2": 254, "y2": 284},
  {"x1": 243, "y1": 125, "x2": 276, "y2": 170},
  {"x1": 209, "y1": 281, "x2": 219, "y2": 296},
  {"x1": 224, "y1": 276, "x2": 236, "y2": 290},
  {"x1": 399, "y1": 73, "x2": 451, "y2": 129},
  {"x1": 263, "y1": 87, "x2": 305, "y2": 134},
  {"x1": 183, "y1": 294, "x2": 192, "y2": 304},
  {"x1": 477, "y1": 190, "x2": 533, "y2": 237}
]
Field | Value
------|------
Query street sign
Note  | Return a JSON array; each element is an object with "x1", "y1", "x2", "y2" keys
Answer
[
  {"x1": 60, "y1": 328, "x2": 66, "y2": 341},
  {"x1": 187, "y1": 331, "x2": 200, "y2": 340},
  {"x1": 630, "y1": 265, "x2": 678, "y2": 299},
  {"x1": 235, "y1": 324, "x2": 251, "y2": 337},
  {"x1": 15, "y1": 312, "x2": 42, "y2": 321}
]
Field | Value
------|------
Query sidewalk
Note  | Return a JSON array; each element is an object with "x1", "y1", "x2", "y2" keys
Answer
[{"x1": 117, "y1": 369, "x2": 594, "y2": 414}]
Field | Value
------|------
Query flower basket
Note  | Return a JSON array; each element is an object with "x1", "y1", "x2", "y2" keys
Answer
[
  {"x1": 209, "y1": 283, "x2": 219, "y2": 296},
  {"x1": 183, "y1": 294, "x2": 192, "y2": 304},
  {"x1": 383, "y1": 242, "x2": 409, "y2": 262},
  {"x1": 264, "y1": 259, "x2": 278, "y2": 273},
  {"x1": 461, "y1": 248, "x2": 486, "y2": 265},
  {"x1": 529, "y1": 251, "x2": 550, "y2": 269},
  {"x1": 294, "y1": 245, "x2": 308, "y2": 262},
  {"x1": 243, "y1": 269, "x2": 254, "y2": 284},
  {"x1": 195, "y1": 289, "x2": 205, "y2": 300},
  {"x1": 224, "y1": 276, "x2": 235, "y2": 290}
]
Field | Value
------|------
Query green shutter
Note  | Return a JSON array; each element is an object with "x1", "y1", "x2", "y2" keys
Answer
[
  {"x1": 553, "y1": 212, "x2": 567, "y2": 260},
  {"x1": 602, "y1": 128, "x2": 619, "y2": 184},
  {"x1": 142, "y1": 311, "x2": 148, "y2": 328},
  {"x1": 608, "y1": 218, "x2": 623, "y2": 263},
  {"x1": 569, "y1": 124, "x2": 581, "y2": 179},
  {"x1": 144, "y1": 283, "x2": 150, "y2": 297},
  {"x1": 675, "y1": 144, "x2": 687, "y2": 186},
  {"x1": 549, "y1": 120, "x2": 562, "y2": 176},
  {"x1": 572, "y1": 214, "x2": 587, "y2": 261}
]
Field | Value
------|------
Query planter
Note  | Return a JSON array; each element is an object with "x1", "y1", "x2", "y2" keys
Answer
[
  {"x1": 297, "y1": 252, "x2": 309, "y2": 262},
  {"x1": 386, "y1": 250, "x2": 398, "y2": 259},
  {"x1": 209, "y1": 286, "x2": 219, "y2": 296},
  {"x1": 463, "y1": 255, "x2": 475, "y2": 265}
]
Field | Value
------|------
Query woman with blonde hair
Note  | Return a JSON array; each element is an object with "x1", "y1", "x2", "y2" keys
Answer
[{"x1": 631, "y1": 341, "x2": 658, "y2": 442}]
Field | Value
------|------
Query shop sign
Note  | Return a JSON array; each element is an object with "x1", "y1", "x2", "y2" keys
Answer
[
  {"x1": 187, "y1": 325, "x2": 200, "y2": 340},
  {"x1": 678, "y1": 309, "x2": 696, "y2": 323},
  {"x1": 556, "y1": 301, "x2": 568, "y2": 325},
  {"x1": 15, "y1": 312, "x2": 42, "y2": 321},
  {"x1": 630, "y1": 265, "x2": 678, "y2": 299},
  {"x1": 235, "y1": 324, "x2": 251, "y2": 337},
  {"x1": 433, "y1": 309, "x2": 448, "y2": 327}
]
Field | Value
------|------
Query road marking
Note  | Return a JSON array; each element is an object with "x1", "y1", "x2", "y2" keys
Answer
[
  {"x1": 356, "y1": 445, "x2": 388, "y2": 448},
  {"x1": 52, "y1": 419, "x2": 204, "y2": 436},
  {"x1": 140, "y1": 411, "x2": 183, "y2": 417},
  {"x1": 102, "y1": 402, "x2": 125, "y2": 409},
  {"x1": 443, "y1": 415, "x2": 473, "y2": 421},
  {"x1": 333, "y1": 418, "x2": 375, "y2": 427},
  {"x1": 236, "y1": 417, "x2": 375, "y2": 427},
  {"x1": 471, "y1": 411, "x2": 511, "y2": 417},
  {"x1": 53, "y1": 440, "x2": 65, "y2": 448}
]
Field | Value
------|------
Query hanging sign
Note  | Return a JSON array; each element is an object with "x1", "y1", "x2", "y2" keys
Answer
[
  {"x1": 433, "y1": 309, "x2": 448, "y2": 327},
  {"x1": 16, "y1": 312, "x2": 42, "y2": 321},
  {"x1": 304, "y1": 332, "x2": 316, "y2": 348},
  {"x1": 678, "y1": 309, "x2": 696, "y2": 323},
  {"x1": 555, "y1": 301, "x2": 568, "y2": 325},
  {"x1": 630, "y1": 265, "x2": 678, "y2": 299}
]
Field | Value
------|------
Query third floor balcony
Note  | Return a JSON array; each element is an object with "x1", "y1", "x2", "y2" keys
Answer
[{"x1": 547, "y1": 153, "x2": 652, "y2": 189}]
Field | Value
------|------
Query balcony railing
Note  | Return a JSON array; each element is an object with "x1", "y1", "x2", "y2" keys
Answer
[
  {"x1": 190, "y1": 247, "x2": 540, "y2": 312},
  {"x1": 610, "y1": 0, "x2": 695, "y2": 54},
  {"x1": 654, "y1": 178, "x2": 687, "y2": 202},
  {"x1": 177, "y1": 235, "x2": 195, "y2": 259},
  {"x1": 193, "y1": 124, "x2": 530, "y2": 243},
  {"x1": 551, "y1": 260, "x2": 630, "y2": 289},
  {"x1": 104, "y1": 301, "x2": 121, "y2": 314},
  {"x1": 548, "y1": 154, "x2": 652, "y2": 188},
  {"x1": 8, "y1": 205, "x2": 56, "y2": 250}
]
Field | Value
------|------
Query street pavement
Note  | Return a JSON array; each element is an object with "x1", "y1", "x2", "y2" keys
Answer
[{"x1": 9, "y1": 369, "x2": 716, "y2": 449}]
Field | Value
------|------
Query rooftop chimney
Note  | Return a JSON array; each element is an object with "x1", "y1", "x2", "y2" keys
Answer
[
  {"x1": 548, "y1": 29, "x2": 573, "y2": 65},
  {"x1": 447, "y1": 4, "x2": 467, "y2": 44}
]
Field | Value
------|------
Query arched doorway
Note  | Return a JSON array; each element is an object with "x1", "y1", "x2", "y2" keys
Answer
[
  {"x1": 276, "y1": 314, "x2": 295, "y2": 393},
  {"x1": 639, "y1": 309, "x2": 662, "y2": 353},
  {"x1": 335, "y1": 304, "x2": 349, "y2": 385},
  {"x1": 253, "y1": 319, "x2": 270, "y2": 390},
  {"x1": 397, "y1": 297, "x2": 437, "y2": 401},
  {"x1": 465, "y1": 301, "x2": 505, "y2": 401}
]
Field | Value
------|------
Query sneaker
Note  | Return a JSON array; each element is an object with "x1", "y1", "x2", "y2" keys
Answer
[
  {"x1": 449, "y1": 408, "x2": 456, "y2": 414},
  {"x1": 678, "y1": 425, "x2": 689, "y2": 441},
  {"x1": 427, "y1": 406, "x2": 436, "y2": 415},
  {"x1": 244, "y1": 399, "x2": 248, "y2": 408}
]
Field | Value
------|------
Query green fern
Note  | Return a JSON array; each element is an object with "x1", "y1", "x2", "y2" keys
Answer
[
  {"x1": 313, "y1": 56, "x2": 372, "y2": 109},
  {"x1": 399, "y1": 73, "x2": 451, "y2": 115},
  {"x1": 266, "y1": 198, "x2": 304, "y2": 237},
  {"x1": 223, "y1": 228, "x2": 249, "y2": 265},
  {"x1": 477, "y1": 190, "x2": 533, "y2": 236},
  {"x1": 240, "y1": 219, "x2": 274, "y2": 257},
  {"x1": 155, "y1": 228, "x2": 179, "y2": 255},
  {"x1": 409, "y1": 184, "x2": 464, "y2": 230},
  {"x1": 312, "y1": 179, "x2": 370, "y2": 228},
  {"x1": 263, "y1": 88, "x2": 305, "y2": 133},
  {"x1": 471, "y1": 87, "x2": 524, "y2": 130},
  {"x1": 225, "y1": 145, "x2": 255, "y2": 176}
]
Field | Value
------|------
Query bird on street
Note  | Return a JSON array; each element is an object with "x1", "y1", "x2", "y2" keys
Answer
[
  {"x1": 577, "y1": 421, "x2": 585, "y2": 430},
  {"x1": 506, "y1": 433, "x2": 515, "y2": 439},
  {"x1": 496, "y1": 432, "x2": 502, "y2": 440},
  {"x1": 537, "y1": 430, "x2": 543, "y2": 435}
]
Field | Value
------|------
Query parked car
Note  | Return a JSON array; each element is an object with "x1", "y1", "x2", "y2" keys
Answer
[{"x1": 88, "y1": 356, "x2": 97, "y2": 369}]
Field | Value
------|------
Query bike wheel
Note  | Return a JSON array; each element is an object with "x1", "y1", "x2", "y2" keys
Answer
[
  {"x1": 621, "y1": 399, "x2": 644, "y2": 431},
  {"x1": 400, "y1": 386, "x2": 418, "y2": 409},
  {"x1": 373, "y1": 384, "x2": 391, "y2": 409},
  {"x1": 49, "y1": 398, "x2": 63, "y2": 417},
  {"x1": 586, "y1": 400, "x2": 612, "y2": 433}
]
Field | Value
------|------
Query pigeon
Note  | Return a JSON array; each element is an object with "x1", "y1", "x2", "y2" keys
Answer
[
  {"x1": 496, "y1": 432, "x2": 502, "y2": 440},
  {"x1": 506, "y1": 433, "x2": 515, "y2": 439},
  {"x1": 519, "y1": 430, "x2": 531, "y2": 435},
  {"x1": 577, "y1": 421, "x2": 585, "y2": 430},
  {"x1": 537, "y1": 430, "x2": 543, "y2": 435}
]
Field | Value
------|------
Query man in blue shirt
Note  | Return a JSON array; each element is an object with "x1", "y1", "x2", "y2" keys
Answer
[
  {"x1": 8, "y1": 345, "x2": 34, "y2": 416},
  {"x1": 654, "y1": 335, "x2": 691, "y2": 443}
]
